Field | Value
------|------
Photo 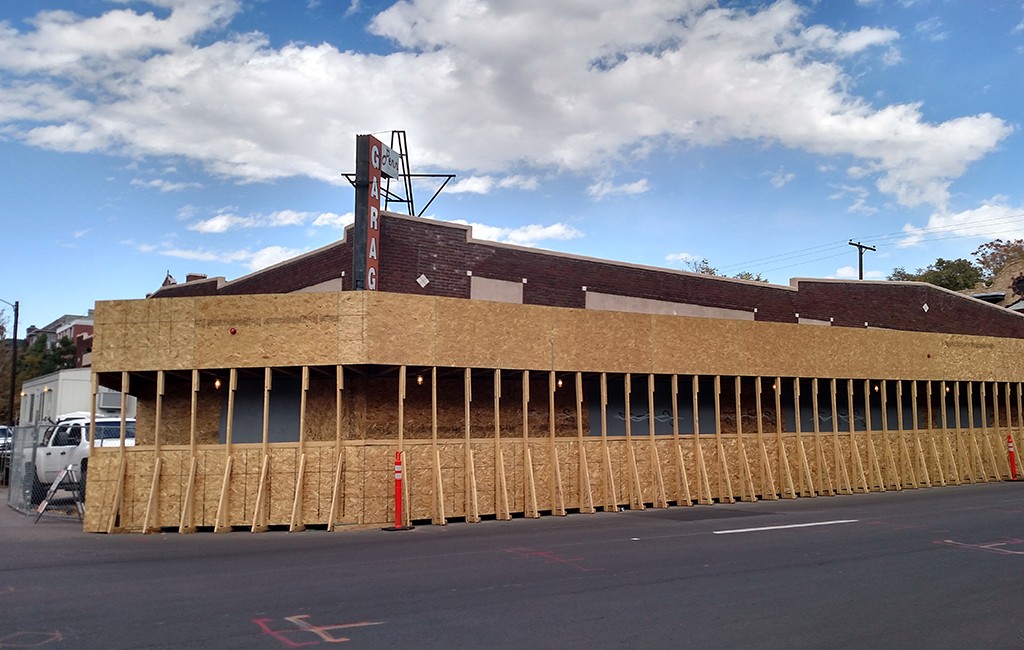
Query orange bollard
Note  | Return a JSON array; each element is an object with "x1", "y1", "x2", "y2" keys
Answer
[
  {"x1": 383, "y1": 450, "x2": 414, "y2": 531},
  {"x1": 1009, "y1": 435, "x2": 1018, "y2": 480}
]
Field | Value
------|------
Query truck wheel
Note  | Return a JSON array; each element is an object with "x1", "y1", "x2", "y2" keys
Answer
[
  {"x1": 80, "y1": 461, "x2": 88, "y2": 500},
  {"x1": 26, "y1": 464, "x2": 43, "y2": 505}
]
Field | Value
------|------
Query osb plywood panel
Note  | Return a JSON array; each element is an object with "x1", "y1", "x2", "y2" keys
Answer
[
  {"x1": 157, "y1": 448, "x2": 190, "y2": 525},
  {"x1": 194, "y1": 293, "x2": 342, "y2": 369},
  {"x1": 363, "y1": 293, "x2": 436, "y2": 367},
  {"x1": 83, "y1": 451, "x2": 121, "y2": 532},
  {"x1": 434, "y1": 299, "x2": 554, "y2": 371},
  {"x1": 552, "y1": 308, "x2": 653, "y2": 374}
]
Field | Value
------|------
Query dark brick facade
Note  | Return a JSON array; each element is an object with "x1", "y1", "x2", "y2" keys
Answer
[{"x1": 150, "y1": 212, "x2": 1024, "y2": 339}]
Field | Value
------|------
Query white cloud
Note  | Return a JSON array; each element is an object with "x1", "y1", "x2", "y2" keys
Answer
[
  {"x1": 828, "y1": 183, "x2": 877, "y2": 215},
  {"x1": 587, "y1": 178, "x2": 650, "y2": 200},
  {"x1": 311, "y1": 211, "x2": 354, "y2": 228},
  {"x1": 187, "y1": 208, "x2": 334, "y2": 232},
  {"x1": 0, "y1": 0, "x2": 1012, "y2": 211},
  {"x1": 446, "y1": 174, "x2": 539, "y2": 194},
  {"x1": 915, "y1": 17, "x2": 948, "y2": 42},
  {"x1": 131, "y1": 177, "x2": 202, "y2": 192},
  {"x1": 187, "y1": 212, "x2": 257, "y2": 233},
  {"x1": 665, "y1": 252, "x2": 701, "y2": 265},
  {"x1": 832, "y1": 265, "x2": 884, "y2": 280},
  {"x1": 246, "y1": 245, "x2": 304, "y2": 270},
  {"x1": 451, "y1": 219, "x2": 582, "y2": 247},
  {"x1": 128, "y1": 240, "x2": 304, "y2": 271},
  {"x1": 766, "y1": 167, "x2": 796, "y2": 188},
  {"x1": 898, "y1": 197, "x2": 1024, "y2": 247}
]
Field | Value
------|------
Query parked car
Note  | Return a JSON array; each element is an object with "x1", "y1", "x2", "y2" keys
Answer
[
  {"x1": 24, "y1": 415, "x2": 136, "y2": 501},
  {"x1": 0, "y1": 425, "x2": 11, "y2": 483}
]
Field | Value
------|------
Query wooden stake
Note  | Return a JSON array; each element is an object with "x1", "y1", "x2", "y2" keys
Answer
[
  {"x1": 672, "y1": 375, "x2": 693, "y2": 506},
  {"x1": 925, "y1": 382, "x2": 945, "y2": 486},
  {"x1": 465, "y1": 368, "x2": 481, "y2": 522},
  {"x1": 649, "y1": 374, "x2": 668, "y2": 508},
  {"x1": 178, "y1": 455, "x2": 197, "y2": 534},
  {"x1": 693, "y1": 376, "x2": 714, "y2": 504},
  {"x1": 894, "y1": 381, "x2": 917, "y2": 488},
  {"x1": 735, "y1": 376, "x2": 757, "y2": 502},
  {"x1": 755, "y1": 377, "x2": 778, "y2": 500},
  {"x1": 577, "y1": 372, "x2": 595, "y2": 513},
  {"x1": 830, "y1": 378, "x2": 852, "y2": 494},
  {"x1": 910, "y1": 381, "x2": 931, "y2": 487},
  {"x1": 792, "y1": 379, "x2": 816, "y2": 497},
  {"x1": 879, "y1": 381, "x2": 901, "y2": 490},
  {"x1": 811, "y1": 378, "x2": 835, "y2": 496},
  {"x1": 862, "y1": 380, "x2": 885, "y2": 491},
  {"x1": 847, "y1": 380, "x2": 869, "y2": 493},
  {"x1": 624, "y1": 374, "x2": 645, "y2": 510},
  {"x1": 600, "y1": 373, "x2": 619, "y2": 512},
  {"x1": 289, "y1": 453, "x2": 306, "y2": 532},
  {"x1": 774, "y1": 377, "x2": 796, "y2": 499},
  {"x1": 251, "y1": 454, "x2": 270, "y2": 533},
  {"x1": 522, "y1": 370, "x2": 538, "y2": 518},
  {"x1": 494, "y1": 369, "x2": 511, "y2": 521},
  {"x1": 713, "y1": 376, "x2": 735, "y2": 503},
  {"x1": 433, "y1": 367, "x2": 447, "y2": 524},
  {"x1": 549, "y1": 371, "x2": 566, "y2": 515}
]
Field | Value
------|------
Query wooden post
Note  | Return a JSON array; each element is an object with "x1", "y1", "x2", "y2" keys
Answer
[
  {"x1": 600, "y1": 373, "x2": 618, "y2": 512},
  {"x1": 693, "y1": 376, "x2": 714, "y2": 504},
  {"x1": 862, "y1": 380, "x2": 885, "y2": 491},
  {"x1": 941, "y1": 381, "x2": 961, "y2": 485},
  {"x1": 648, "y1": 374, "x2": 668, "y2": 508},
  {"x1": 179, "y1": 370, "x2": 200, "y2": 534},
  {"x1": 829, "y1": 378, "x2": 852, "y2": 494},
  {"x1": 494, "y1": 369, "x2": 511, "y2": 520},
  {"x1": 672, "y1": 375, "x2": 693, "y2": 506},
  {"x1": 433, "y1": 367, "x2": 447, "y2": 524},
  {"x1": 967, "y1": 383, "x2": 986, "y2": 482},
  {"x1": 847, "y1": 379, "x2": 869, "y2": 493},
  {"x1": 755, "y1": 377, "x2": 778, "y2": 500},
  {"x1": 142, "y1": 370, "x2": 165, "y2": 533},
  {"x1": 624, "y1": 373, "x2": 645, "y2": 510},
  {"x1": 879, "y1": 381, "x2": 901, "y2": 490},
  {"x1": 811, "y1": 378, "x2": 834, "y2": 496},
  {"x1": 774, "y1": 377, "x2": 796, "y2": 499},
  {"x1": 713, "y1": 376, "x2": 735, "y2": 503},
  {"x1": 735, "y1": 376, "x2": 757, "y2": 502},
  {"x1": 894, "y1": 381, "x2": 917, "y2": 488},
  {"x1": 522, "y1": 370, "x2": 539, "y2": 518},
  {"x1": 924, "y1": 382, "x2": 944, "y2": 486},
  {"x1": 548, "y1": 371, "x2": 566, "y2": 515},
  {"x1": 214, "y1": 369, "x2": 237, "y2": 533},
  {"x1": 980, "y1": 382, "x2": 1002, "y2": 480},
  {"x1": 910, "y1": 381, "x2": 931, "y2": 487},
  {"x1": 792, "y1": 378, "x2": 816, "y2": 497},
  {"x1": 577, "y1": 372, "x2": 595, "y2": 513},
  {"x1": 288, "y1": 367, "x2": 309, "y2": 532},
  {"x1": 252, "y1": 367, "x2": 273, "y2": 533},
  {"x1": 465, "y1": 368, "x2": 481, "y2": 522},
  {"x1": 327, "y1": 365, "x2": 346, "y2": 531}
]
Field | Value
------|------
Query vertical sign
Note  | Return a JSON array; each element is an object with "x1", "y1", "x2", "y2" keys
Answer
[{"x1": 353, "y1": 134, "x2": 400, "y2": 291}]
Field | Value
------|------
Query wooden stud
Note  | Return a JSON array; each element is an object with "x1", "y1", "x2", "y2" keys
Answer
[
  {"x1": 894, "y1": 381, "x2": 917, "y2": 488},
  {"x1": 692, "y1": 376, "x2": 714, "y2": 504},
  {"x1": 577, "y1": 372, "x2": 595, "y2": 513},
  {"x1": 811, "y1": 378, "x2": 835, "y2": 496},
  {"x1": 155, "y1": 370, "x2": 165, "y2": 450},
  {"x1": 105, "y1": 457, "x2": 127, "y2": 534},
  {"x1": 89, "y1": 374, "x2": 98, "y2": 449},
  {"x1": 862, "y1": 380, "x2": 885, "y2": 491},
  {"x1": 465, "y1": 368, "x2": 481, "y2": 522},
  {"x1": 251, "y1": 454, "x2": 270, "y2": 533},
  {"x1": 548, "y1": 371, "x2": 566, "y2": 516},
  {"x1": 829, "y1": 378, "x2": 852, "y2": 494},
  {"x1": 713, "y1": 376, "x2": 735, "y2": 503},
  {"x1": 754, "y1": 377, "x2": 779, "y2": 500},
  {"x1": 141, "y1": 457, "x2": 162, "y2": 534},
  {"x1": 792, "y1": 379, "x2": 816, "y2": 497},
  {"x1": 735, "y1": 376, "x2": 757, "y2": 502},
  {"x1": 521, "y1": 370, "x2": 538, "y2": 518},
  {"x1": 289, "y1": 453, "x2": 306, "y2": 532},
  {"x1": 925, "y1": 382, "x2": 945, "y2": 486},
  {"x1": 910, "y1": 381, "x2": 931, "y2": 487},
  {"x1": 624, "y1": 373, "x2": 645, "y2": 510},
  {"x1": 879, "y1": 381, "x2": 902, "y2": 490},
  {"x1": 119, "y1": 371, "x2": 130, "y2": 448},
  {"x1": 327, "y1": 449, "x2": 345, "y2": 532},
  {"x1": 189, "y1": 369, "x2": 199, "y2": 459},
  {"x1": 213, "y1": 455, "x2": 234, "y2": 533},
  {"x1": 941, "y1": 381, "x2": 961, "y2": 485},
  {"x1": 337, "y1": 365, "x2": 345, "y2": 452},
  {"x1": 494, "y1": 368, "x2": 511, "y2": 521},
  {"x1": 774, "y1": 377, "x2": 797, "y2": 499},
  {"x1": 262, "y1": 368, "x2": 272, "y2": 456},
  {"x1": 600, "y1": 373, "x2": 619, "y2": 512},
  {"x1": 847, "y1": 379, "x2": 869, "y2": 493},
  {"x1": 433, "y1": 367, "x2": 447, "y2": 524},
  {"x1": 671, "y1": 375, "x2": 693, "y2": 506},
  {"x1": 178, "y1": 456, "x2": 197, "y2": 534},
  {"x1": 327, "y1": 366, "x2": 346, "y2": 531},
  {"x1": 966, "y1": 383, "x2": 986, "y2": 482},
  {"x1": 980, "y1": 382, "x2": 1001, "y2": 480},
  {"x1": 648, "y1": 374, "x2": 668, "y2": 508}
]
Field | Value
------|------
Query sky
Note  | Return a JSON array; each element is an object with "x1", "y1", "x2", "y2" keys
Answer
[{"x1": 1, "y1": 0, "x2": 1023, "y2": 336}]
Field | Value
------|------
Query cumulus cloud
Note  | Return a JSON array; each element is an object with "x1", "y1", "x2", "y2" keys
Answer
[
  {"x1": 451, "y1": 219, "x2": 582, "y2": 247},
  {"x1": 832, "y1": 265, "x2": 884, "y2": 280},
  {"x1": 130, "y1": 177, "x2": 202, "y2": 192},
  {"x1": 665, "y1": 252, "x2": 701, "y2": 265},
  {"x1": 898, "y1": 197, "x2": 1024, "y2": 247},
  {"x1": 445, "y1": 174, "x2": 539, "y2": 194},
  {"x1": 187, "y1": 208, "x2": 344, "y2": 232},
  {"x1": 125, "y1": 240, "x2": 304, "y2": 271},
  {"x1": 0, "y1": 0, "x2": 1012, "y2": 211},
  {"x1": 587, "y1": 179, "x2": 650, "y2": 200}
]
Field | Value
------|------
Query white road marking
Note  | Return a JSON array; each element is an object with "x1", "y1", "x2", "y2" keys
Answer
[{"x1": 713, "y1": 519, "x2": 858, "y2": 535}]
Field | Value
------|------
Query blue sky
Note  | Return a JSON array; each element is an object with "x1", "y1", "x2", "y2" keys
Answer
[{"x1": 1, "y1": 0, "x2": 1023, "y2": 336}]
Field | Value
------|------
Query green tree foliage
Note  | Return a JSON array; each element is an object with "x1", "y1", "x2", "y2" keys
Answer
[
  {"x1": 886, "y1": 258, "x2": 983, "y2": 291},
  {"x1": 732, "y1": 271, "x2": 769, "y2": 283},
  {"x1": 17, "y1": 335, "x2": 76, "y2": 383},
  {"x1": 686, "y1": 258, "x2": 719, "y2": 275}
]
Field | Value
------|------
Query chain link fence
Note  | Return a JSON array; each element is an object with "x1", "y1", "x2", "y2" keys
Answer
[{"x1": 6, "y1": 423, "x2": 84, "y2": 520}]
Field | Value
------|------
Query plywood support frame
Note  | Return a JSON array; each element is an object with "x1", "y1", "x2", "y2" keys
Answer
[
  {"x1": 671, "y1": 375, "x2": 693, "y2": 506},
  {"x1": 713, "y1": 376, "x2": 735, "y2": 504},
  {"x1": 830, "y1": 379, "x2": 853, "y2": 494},
  {"x1": 648, "y1": 374, "x2": 668, "y2": 508},
  {"x1": 493, "y1": 368, "x2": 511, "y2": 520},
  {"x1": 465, "y1": 368, "x2": 481, "y2": 522},
  {"x1": 791, "y1": 379, "x2": 816, "y2": 497},
  {"x1": 599, "y1": 373, "x2": 619, "y2": 512},
  {"x1": 178, "y1": 455, "x2": 198, "y2": 534},
  {"x1": 576, "y1": 372, "x2": 595, "y2": 513},
  {"x1": 811, "y1": 378, "x2": 835, "y2": 496},
  {"x1": 432, "y1": 367, "x2": 447, "y2": 525},
  {"x1": 755, "y1": 377, "x2": 779, "y2": 500},
  {"x1": 774, "y1": 377, "x2": 797, "y2": 499},
  {"x1": 624, "y1": 374, "x2": 645, "y2": 510},
  {"x1": 548, "y1": 371, "x2": 566, "y2": 515},
  {"x1": 735, "y1": 376, "x2": 758, "y2": 502}
]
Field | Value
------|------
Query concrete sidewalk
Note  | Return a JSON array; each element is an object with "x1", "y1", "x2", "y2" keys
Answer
[{"x1": 0, "y1": 486, "x2": 87, "y2": 540}]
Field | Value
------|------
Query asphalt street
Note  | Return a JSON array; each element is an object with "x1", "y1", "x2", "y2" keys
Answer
[{"x1": 2, "y1": 482, "x2": 1023, "y2": 649}]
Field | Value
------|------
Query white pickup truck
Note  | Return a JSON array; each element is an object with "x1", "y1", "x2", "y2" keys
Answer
[{"x1": 26, "y1": 413, "x2": 136, "y2": 501}]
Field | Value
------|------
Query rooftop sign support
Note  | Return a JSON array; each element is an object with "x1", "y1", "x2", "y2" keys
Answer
[{"x1": 353, "y1": 134, "x2": 399, "y2": 291}]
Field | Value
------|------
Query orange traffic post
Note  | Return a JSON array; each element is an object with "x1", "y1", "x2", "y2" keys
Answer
[
  {"x1": 1009, "y1": 435, "x2": 1018, "y2": 481},
  {"x1": 383, "y1": 450, "x2": 414, "y2": 531}
]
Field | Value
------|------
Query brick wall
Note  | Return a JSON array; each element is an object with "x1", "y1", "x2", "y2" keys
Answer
[{"x1": 149, "y1": 212, "x2": 1024, "y2": 339}]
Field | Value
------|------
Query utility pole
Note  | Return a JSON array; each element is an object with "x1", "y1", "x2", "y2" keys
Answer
[{"x1": 848, "y1": 241, "x2": 876, "y2": 280}]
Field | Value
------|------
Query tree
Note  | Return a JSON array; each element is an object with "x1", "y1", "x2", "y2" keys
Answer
[
  {"x1": 886, "y1": 258, "x2": 983, "y2": 291},
  {"x1": 732, "y1": 271, "x2": 769, "y2": 283},
  {"x1": 972, "y1": 238, "x2": 1024, "y2": 281},
  {"x1": 686, "y1": 258, "x2": 719, "y2": 275}
]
